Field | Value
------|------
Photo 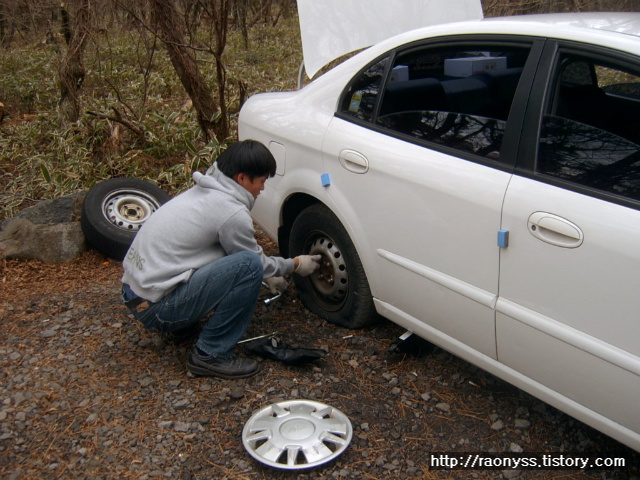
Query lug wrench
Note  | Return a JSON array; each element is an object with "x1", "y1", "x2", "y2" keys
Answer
[{"x1": 261, "y1": 282, "x2": 284, "y2": 305}]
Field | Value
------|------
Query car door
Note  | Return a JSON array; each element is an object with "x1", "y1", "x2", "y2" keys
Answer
[
  {"x1": 497, "y1": 42, "x2": 640, "y2": 439},
  {"x1": 321, "y1": 38, "x2": 539, "y2": 359}
]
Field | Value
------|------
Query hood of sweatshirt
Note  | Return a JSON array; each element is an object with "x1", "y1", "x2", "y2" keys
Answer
[{"x1": 192, "y1": 162, "x2": 255, "y2": 211}]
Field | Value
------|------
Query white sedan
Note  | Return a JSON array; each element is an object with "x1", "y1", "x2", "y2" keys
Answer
[{"x1": 239, "y1": 12, "x2": 640, "y2": 452}]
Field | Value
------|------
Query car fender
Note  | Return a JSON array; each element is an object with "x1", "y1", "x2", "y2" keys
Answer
[
  {"x1": 256, "y1": 164, "x2": 381, "y2": 301},
  {"x1": 308, "y1": 172, "x2": 383, "y2": 301}
]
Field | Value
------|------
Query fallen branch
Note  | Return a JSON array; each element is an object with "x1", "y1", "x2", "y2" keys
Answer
[{"x1": 87, "y1": 107, "x2": 144, "y2": 137}]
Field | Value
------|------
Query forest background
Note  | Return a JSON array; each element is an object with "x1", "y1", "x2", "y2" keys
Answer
[{"x1": 1, "y1": 0, "x2": 637, "y2": 221}]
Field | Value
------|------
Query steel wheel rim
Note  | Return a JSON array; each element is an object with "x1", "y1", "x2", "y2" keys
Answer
[
  {"x1": 101, "y1": 189, "x2": 162, "y2": 231},
  {"x1": 242, "y1": 400, "x2": 352, "y2": 470},
  {"x1": 308, "y1": 235, "x2": 349, "y2": 306}
]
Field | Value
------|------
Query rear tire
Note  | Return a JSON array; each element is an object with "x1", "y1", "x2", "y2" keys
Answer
[
  {"x1": 81, "y1": 178, "x2": 170, "y2": 260},
  {"x1": 289, "y1": 204, "x2": 376, "y2": 328}
]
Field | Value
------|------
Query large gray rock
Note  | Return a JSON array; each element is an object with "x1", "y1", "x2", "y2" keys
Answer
[
  {"x1": 0, "y1": 217, "x2": 88, "y2": 263},
  {"x1": 0, "y1": 192, "x2": 88, "y2": 263},
  {"x1": 0, "y1": 192, "x2": 85, "y2": 228}
]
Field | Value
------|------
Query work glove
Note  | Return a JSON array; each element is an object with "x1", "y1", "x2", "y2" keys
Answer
[
  {"x1": 264, "y1": 276, "x2": 288, "y2": 294},
  {"x1": 294, "y1": 254, "x2": 322, "y2": 277},
  {"x1": 247, "y1": 336, "x2": 328, "y2": 365}
]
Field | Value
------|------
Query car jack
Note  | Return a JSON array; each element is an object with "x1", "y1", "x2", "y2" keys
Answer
[{"x1": 388, "y1": 330, "x2": 435, "y2": 356}]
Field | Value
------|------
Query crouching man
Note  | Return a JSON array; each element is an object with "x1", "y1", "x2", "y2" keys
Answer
[{"x1": 121, "y1": 140, "x2": 320, "y2": 379}]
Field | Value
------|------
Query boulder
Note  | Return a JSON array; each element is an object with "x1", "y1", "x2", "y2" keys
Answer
[
  {"x1": 0, "y1": 217, "x2": 87, "y2": 263},
  {"x1": 0, "y1": 191, "x2": 85, "y2": 228},
  {"x1": 0, "y1": 192, "x2": 88, "y2": 263}
]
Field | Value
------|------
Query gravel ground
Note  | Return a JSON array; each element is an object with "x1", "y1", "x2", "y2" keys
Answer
[{"x1": 1, "y1": 237, "x2": 640, "y2": 480}]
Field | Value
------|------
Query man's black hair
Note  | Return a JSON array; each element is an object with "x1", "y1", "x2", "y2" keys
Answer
[{"x1": 216, "y1": 139, "x2": 277, "y2": 179}]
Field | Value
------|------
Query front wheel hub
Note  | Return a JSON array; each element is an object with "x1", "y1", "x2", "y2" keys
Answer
[{"x1": 308, "y1": 236, "x2": 348, "y2": 303}]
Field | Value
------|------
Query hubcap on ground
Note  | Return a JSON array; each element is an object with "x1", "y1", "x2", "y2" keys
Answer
[{"x1": 242, "y1": 400, "x2": 352, "y2": 469}]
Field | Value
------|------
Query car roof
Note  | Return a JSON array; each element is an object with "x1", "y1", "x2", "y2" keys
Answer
[
  {"x1": 483, "y1": 12, "x2": 640, "y2": 38},
  {"x1": 298, "y1": 12, "x2": 640, "y2": 93},
  {"x1": 311, "y1": 11, "x2": 640, "y2": 79},
  {"x1": 355, "y1": 12, "x2": 640, "y2": 63}
]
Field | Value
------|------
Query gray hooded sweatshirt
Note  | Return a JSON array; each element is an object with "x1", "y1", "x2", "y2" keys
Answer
[{"x1": 121, "y1": 164, "x2": 294, "y2": 302}]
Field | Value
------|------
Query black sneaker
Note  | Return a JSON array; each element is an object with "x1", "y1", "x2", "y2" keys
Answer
[{"x1": 187, "y1": 346, "x2": 259, "y2": 379}]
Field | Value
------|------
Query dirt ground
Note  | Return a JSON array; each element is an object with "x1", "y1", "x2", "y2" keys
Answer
[{"x1": 1, "y1": 232, "x2": 639, "y2": 480}]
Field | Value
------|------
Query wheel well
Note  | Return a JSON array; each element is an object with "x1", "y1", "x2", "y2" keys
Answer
[{"x1": 278, "y1": 193, "x2": 320, "y2": 258}]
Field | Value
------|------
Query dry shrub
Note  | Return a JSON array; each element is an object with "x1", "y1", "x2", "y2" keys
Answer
[{"x1": 483, "y1": 0, "x2": 639, "y2": 17}]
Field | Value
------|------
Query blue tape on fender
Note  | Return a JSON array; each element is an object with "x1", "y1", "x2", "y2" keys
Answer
[{"x1": 498, "y1": 230, "x2": 509, "y2": 248}]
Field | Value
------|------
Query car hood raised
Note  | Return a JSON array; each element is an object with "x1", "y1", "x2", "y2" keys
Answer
[{"x1": 297, "y1": 0, "x2": 484, "y2": 79}]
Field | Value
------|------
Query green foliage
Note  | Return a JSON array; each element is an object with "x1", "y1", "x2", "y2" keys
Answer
[
  {"x1": 0, "y1": 15, "x2": 302, "y2": 221},
  {"x1": 0, "y1": 45, "x2": 61, "y2": 113},
  {"x1": 226, "y1": 15, "x2": 302, "y2": 96}
]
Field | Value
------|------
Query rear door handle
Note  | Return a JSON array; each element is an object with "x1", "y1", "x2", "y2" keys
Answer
[
  {"x1": 527, "y1": 212, "x2": 583, "y2": 248},
  {"x1": 338, "y1": 149, "x2": 369, "y2": 174}
]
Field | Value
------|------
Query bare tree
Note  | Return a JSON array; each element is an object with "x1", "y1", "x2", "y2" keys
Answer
[
  {"x1": 58, "y1": 0, "x2": 91, "y2": 122},
  {"x1": 201, "y1": 0, "x2": 231, "y2": 140},
  {"x1": 233, "y1": 0, "x2": 249, "y2": 48},
  {"x1": 0, "y1": 2, "x2": 6, "y2": 44},
  {"x1": 149, "y1": 0, "x2": 222, "y2": 141},
  {"x1": 482, "y1": 0, "x2": 638, "y2": 16}
]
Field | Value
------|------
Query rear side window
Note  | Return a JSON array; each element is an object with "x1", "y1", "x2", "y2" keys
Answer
[
  {"x1": 538, "y1": 52, "x2": 640, "y2": 202},
  {"x1": 340, "y1": 57, "x2": 388, "y2": 122},
  {"x1": 340, "y1": 42, "x2": 531, "y2": 161}
]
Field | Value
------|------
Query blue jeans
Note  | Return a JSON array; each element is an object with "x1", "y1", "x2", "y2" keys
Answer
[{"x1": 123, "y1": 251, "x2": 263, "y2": 358}]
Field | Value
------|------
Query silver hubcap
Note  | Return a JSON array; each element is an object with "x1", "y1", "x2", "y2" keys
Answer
[
  {"x1": 242, "y1": 400, "x2": 352, "y2": 469},
  {"x1": 308, "y1": 236, "x2": 348, "y2": 304},
  {"x1": 101, "y1": 189, "x2": 161, "y2": 231}
]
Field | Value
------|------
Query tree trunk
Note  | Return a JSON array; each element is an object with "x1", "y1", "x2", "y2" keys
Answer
[
  {"x1": 150, "y1": 0, "x2": 220, "y2": 142},
  {"x1": 58, "y1": 0, "x2": 90, "y2": 123},
  {"x1": 0, "y1": 2, "x2": 6, "y2": 45},
  {"x1": 210, "y1": 0, "x2": 230, "y2": 140},
  {"x1": 234, "y1": 0, "x2": 248, "y2": 48}
]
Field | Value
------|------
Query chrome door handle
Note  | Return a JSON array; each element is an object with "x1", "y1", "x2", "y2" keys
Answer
[{"x1": 527, "y1": 212, "x2": 584, "y2": 248}]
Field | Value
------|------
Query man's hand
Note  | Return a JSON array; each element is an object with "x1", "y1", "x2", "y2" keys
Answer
[
  {"x1": 264, "y1": 276, "x2": 288, "y2": 294},
  {"x1": 294, "y1": 255, "x2": 322, "y2": 277}
]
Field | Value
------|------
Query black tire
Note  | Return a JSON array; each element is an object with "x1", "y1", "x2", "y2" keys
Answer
[
  {"x1": 289, "y1": 203, "x2": 376, "y2": 328},
  {"x1": 81, "y1": 178, "x2": 170, "y2": 261}
]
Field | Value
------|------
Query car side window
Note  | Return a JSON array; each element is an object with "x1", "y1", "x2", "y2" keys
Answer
[
  {"x1": 340, "y1": 43, "x2": 531, "y2": 161},
  {"x1": 538, "y1": 53, "x2": 640, "y2": 202},
  {"x1": 379, "y1": 44, "x2": 531, "y2": 161},
  {"x1": 340, "y1": 57, "x2": 389, "y2": 122}
]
